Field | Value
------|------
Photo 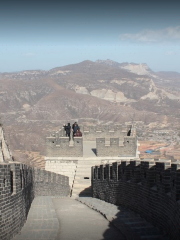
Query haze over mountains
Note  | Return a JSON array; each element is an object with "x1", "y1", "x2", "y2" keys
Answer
[{"x1": 0, "y1": 60, "x2": 180, "y2": 164}]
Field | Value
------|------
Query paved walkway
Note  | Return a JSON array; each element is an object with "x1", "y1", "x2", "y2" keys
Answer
[
  {"x1": 13, "y1": 196, "x2": 125, "y2": 240},
  {"x1": 53, "y1": 197, "x2": 125, "y2": 240},
  {"x1": 13, "y1": 197, "x2": 59, "y2": 240},
  {"x1": 12, "y1": 196, "x2": 169, "y2": 240},
  {"x1": 77, "y1": 197, "x2": 169, "y2": 240}
]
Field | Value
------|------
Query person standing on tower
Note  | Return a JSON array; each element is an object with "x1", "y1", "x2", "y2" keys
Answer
[
  {"x1": 64, "y1": 123, "x2": 71, "y2": 140},
  {"x1": 72, "y1": 122, "x2": 80, "y2": 138}
]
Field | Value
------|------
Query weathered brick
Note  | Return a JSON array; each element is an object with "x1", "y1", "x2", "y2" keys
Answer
[
  {"x1": 0, "y1": 162, "x2": 70, "y2": 240},
  {"x1": 92, "y1": 160, "x2": 180, "y2": 240}
]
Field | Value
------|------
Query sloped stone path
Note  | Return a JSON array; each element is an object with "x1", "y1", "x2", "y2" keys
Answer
[
  {"x1": 76, "y1": 197, "x2": 169, "y2": 240},
  {"x1": 12, "y1": 196, "x2": 126, "y2": 240},
  {"x1": 13, "y1": 197, "x2": 59, "y2": 240},
  {"x1": 52, "y1": 197, "x2": 126, "y2": 240},
  {"x1": 12, "y1": 196, "x2": 169, "y2": 240}
]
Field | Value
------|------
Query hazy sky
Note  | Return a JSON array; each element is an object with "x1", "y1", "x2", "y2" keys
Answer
[{"x1": 0, "y1": 0, "x2": 180, "y2": 72}]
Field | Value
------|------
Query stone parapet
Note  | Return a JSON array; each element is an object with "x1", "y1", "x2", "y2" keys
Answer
[
  {"x1": 45, "y1": 159, "x2": 78, "y2": 190},
  {"x1": 0, "y1": 162, "x2": 70, "y2": 240},
  {"x1": 96, "y1": 136, "x2": 137, "y2": 157},
  {"x1": 92, "y1": 159, "x2": 180, "y2": 240},
  {"x1": 50, "y1": 128, "x2": 66, "y2": 138},
  {"x1": 82, "y1": 124, "x2": 129, "y2": 141},
  {"x1": 46, "y1": 137, "x2": 83, "y2": 157}
]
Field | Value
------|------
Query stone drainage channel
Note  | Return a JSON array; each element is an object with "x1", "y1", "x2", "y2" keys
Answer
[{"x1": 12, "y1": 196, "x2": 169, "y2": 240}]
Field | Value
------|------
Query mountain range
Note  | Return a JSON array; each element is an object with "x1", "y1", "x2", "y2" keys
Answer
[{"x1": 0, "y1": 59, "x2": 180, "y2": 164}]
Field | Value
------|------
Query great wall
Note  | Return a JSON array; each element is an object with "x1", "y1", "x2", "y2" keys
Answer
[{"x1": 0, "y1": 123, "x2": 180, "y2": 240}]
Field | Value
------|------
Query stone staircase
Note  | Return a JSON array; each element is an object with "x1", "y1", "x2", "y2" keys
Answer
[
  {"x1": 71, "y1": 157, "x2": 130, "y2": 198},
  {"x1": 71, "y1": 159, "x2": 102, "y2": 197}
]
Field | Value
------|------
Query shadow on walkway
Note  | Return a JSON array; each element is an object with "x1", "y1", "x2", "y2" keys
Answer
[
  {"x1": 102, "y1": 207, "x2": 169, "y2": 240},
  {"x1": 53, "y1": 197, "x2": 125, "y2": 240},
  {"x1": 79, "y1": 186, "x2": 92, "y2": 197},
  {"x1": 77, "y1": 197, "x2": 169, "y2": 240}
]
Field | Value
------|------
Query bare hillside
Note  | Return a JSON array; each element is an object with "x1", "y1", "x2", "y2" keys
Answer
[{"x1": 0, "y1": 60, "x2": 180, "y2": 166}]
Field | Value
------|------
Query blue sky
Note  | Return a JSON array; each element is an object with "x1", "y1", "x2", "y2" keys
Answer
[{"x1": 0, "y1": 0, "x2": 180, "y2": 72}]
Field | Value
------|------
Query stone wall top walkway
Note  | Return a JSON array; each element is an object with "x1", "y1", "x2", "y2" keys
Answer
[
  {"x1": 12, "y1": 197, "x2": 59, "y2": 240},
  {"x1": 12, "y1": 196, "x2": 126, "y2": 240},
  {"x1": 12, "y1": 195, "x2": 170, "y2": 240}
]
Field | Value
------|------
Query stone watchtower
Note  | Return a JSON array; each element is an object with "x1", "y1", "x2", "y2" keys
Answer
[
  {"x1": 45, "y1": 124, "x2": 139, "y2": 197},
  {"x1": 45, "y1": 124, "x2": 138, "y2": 158}
]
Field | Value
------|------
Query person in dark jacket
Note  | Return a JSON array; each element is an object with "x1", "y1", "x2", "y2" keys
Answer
[
  {"x1": 72, "y1": 122, "x2": 80, "y2": 137},
  {"x1": 127, "y1": 127, "x2": 131, "y2": 136},
  {"x1": 64, "y1": 123, "x2": 71, "y2": 140}
]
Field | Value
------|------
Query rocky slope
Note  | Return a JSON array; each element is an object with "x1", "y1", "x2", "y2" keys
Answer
[{"x1": 0, "y1": 60, "x2": 180, "y2": 165}]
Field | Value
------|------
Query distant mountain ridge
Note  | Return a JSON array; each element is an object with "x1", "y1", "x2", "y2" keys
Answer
[
  {"x1": 1, "y1": 59, "x2": 180, "y2": 75},
  {"x1": 1, "y1": 59, "x2": 180, "y2": 113},
  {"x1": 0, "y1": 59, "x2": 180, "y2": 159},
  {"x1": 95, "y1": 59, "x2": 152, "y2": 75}
]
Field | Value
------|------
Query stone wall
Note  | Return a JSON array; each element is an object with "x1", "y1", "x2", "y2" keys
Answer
[
  {"x1": 96, "y1": 136, "x2": 137, "y2": 157},
  {"x1": 92, "y1": 159, "x2": 180, "y2": 240},
  {"x1": 34, "y1": 166, "x2": 70, "y2": 196},
  {"x1": 46, "y1": 124, "x2": 136, "y2": 158},
  {"x1": 45, "y1": 158, "x2": 78, "y2": 189},
  {"x1": 50, "y1": 128, "x2": 66, "y2": 138},
  {"x1": 50, "y1": 124, "x2": 135, "y2": 142},
  {"x1": 82, "y1": 125, "x2": 130, "y2": 141},
  {"x1": 46, "y1": 137, "x2": 83, "y2": 157},
  {"x1": 0, "y1": 162, "x2": 70, "y2": 240},
  {"x1": 0, "y1": 127, "x2": 12, "y2": 162}
]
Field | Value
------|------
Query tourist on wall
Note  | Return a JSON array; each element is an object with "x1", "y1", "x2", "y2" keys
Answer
[
  {"x1": 127, "y1": 127, "x2": 131, "y2": 136},
  {"x1": 74, "y1": 129, "x2": 82, "y2": 137},
  {"x1": 64, "y1": 123, "x2": 71, "y2": 140},
  {"x1": 72, "y1": 122, "x2": 80, "y2": 137}
]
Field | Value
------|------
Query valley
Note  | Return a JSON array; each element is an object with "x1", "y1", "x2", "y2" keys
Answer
[{"x1": 1, "y1": 60, "x2": 180, "y2": 166}]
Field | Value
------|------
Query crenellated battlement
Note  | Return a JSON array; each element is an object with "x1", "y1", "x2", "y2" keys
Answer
[
  {"x1": 96, "y1": 136, "x2": 138, "y2": 157},
  {"x1": 92, "y1": 158, "x2": 180, "y2": 239},
  {"x1": 92, "y1": 159, "x2": 180, "y2": 195},
  {"x1": 50, "y1": 128, "x2": 66, "y2": 138},
  {"x1": 82, "y1": 124, "x2": 134, "y2": 141},
  {"x1": 46, "y1": 124, "x2": 137, "y2": 158},
  {"x1": 46, "y1": 136, "x2": 83, "y2": 157}
]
